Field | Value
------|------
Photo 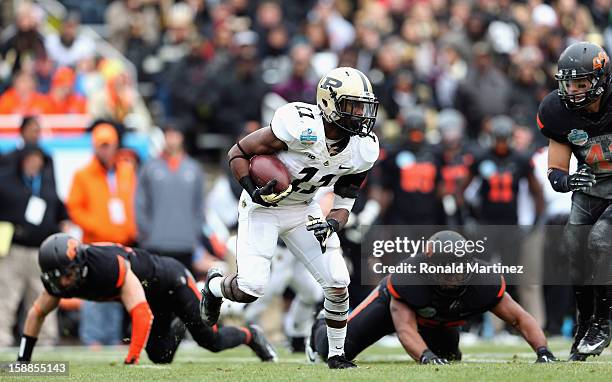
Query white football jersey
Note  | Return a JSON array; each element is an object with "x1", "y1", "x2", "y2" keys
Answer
[{"x1": 268, "y1": 102, "x2": 380, "y2": 206}]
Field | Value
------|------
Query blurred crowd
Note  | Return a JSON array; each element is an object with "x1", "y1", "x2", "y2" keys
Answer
[{"x1": 0, "y1": 0, "x2": 611, "y2": 350}]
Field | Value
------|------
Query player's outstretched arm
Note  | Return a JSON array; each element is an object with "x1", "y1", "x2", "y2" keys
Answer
[
  {"x1": 491, "y1": 292, "x2": 556, "y2": 362},
  {"x1": 120, "y1": 269, "x2": 153, "y2": 365},
  {"x1": 390, "y1": 297, "x2": 448, "y2": 365},
  {"x1": 17, "y1": 290, "x2": 60, "y2": 362}
]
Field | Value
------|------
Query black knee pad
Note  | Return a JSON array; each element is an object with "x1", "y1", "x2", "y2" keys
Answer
[{"x1": 222, "y1": 274, "x2": 258, "y2": 303}]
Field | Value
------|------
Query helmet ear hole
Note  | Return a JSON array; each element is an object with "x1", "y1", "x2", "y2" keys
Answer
[{"x1": 322, "y1": 99, "x2": 328, "y2": 107}]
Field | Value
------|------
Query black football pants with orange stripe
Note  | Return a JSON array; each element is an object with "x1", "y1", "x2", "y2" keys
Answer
[
  {"x1": 313, "y1": 284, "x2": 461, "y2": 361},
  {"x1": 144, "y1": 261, "x2": 249, "y2": 363}
]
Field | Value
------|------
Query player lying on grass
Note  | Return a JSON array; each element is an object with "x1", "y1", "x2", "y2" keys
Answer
[
  {"x1": 307, "y1": 231, "x2": 557, "y2": 364},
  {"x1": 17, "y1": 233, "x2": 276, "y2": 365}
]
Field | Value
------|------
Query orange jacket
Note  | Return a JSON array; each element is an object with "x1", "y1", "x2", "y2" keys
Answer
[
  {"x1": 0, "y1": 88, "x2": 52, "y2": 114},
  {"x1": 66, "y1": 156, "x2": 137, "y2": 244},
  {"x1": 47, "y1": 93, "x2": 87, "y2": 114}
]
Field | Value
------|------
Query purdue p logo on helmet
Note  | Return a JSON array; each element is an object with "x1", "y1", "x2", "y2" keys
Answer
[{"x1": 316, "y1": 67, "x2": 379, "y2": 138}]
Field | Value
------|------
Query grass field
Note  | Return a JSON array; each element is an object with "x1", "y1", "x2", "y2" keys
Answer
[{"x1": 1, "y1": 338, "x2": 611, "y2": 381}]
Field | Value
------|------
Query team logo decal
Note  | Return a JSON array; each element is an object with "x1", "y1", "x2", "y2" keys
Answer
[
  {"x1": 593, "y1": 51, "x2": 609, "y2": 70},
  {"x1": 66, "y1": 239, "x2": 79, "y2": 260},
  {"x1": 417, "y1": 307, "x2": 437, "y2": 318},
  {"x1": 299, "y1": 128, "x2": 317, "y2": 145},
  {"x1": 567, "y1": 129, "x2": 589, "y2": 146}
]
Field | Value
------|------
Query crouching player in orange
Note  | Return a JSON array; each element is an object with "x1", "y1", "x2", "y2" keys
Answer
[{"x1": 17, "y1": 233, "x2": 277, "y2": 364}]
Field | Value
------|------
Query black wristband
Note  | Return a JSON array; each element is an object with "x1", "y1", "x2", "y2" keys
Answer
[
  {"x1": 239, "y1": 176, "x2": 257, "y2": 197},
  {"x1": 327, "y1": 218, "x2": 340, "y2": 233},
  {"x1": 547, "y1": 168, "x2": 570, "y2": 193},
  {"x1": 17, "y1": 335, "x2": 37, "y2": 362}
]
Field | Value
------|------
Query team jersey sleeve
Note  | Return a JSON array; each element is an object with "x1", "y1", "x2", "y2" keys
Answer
[
  {"x1": 517, "y1": 153, "x2": 535, "y2": 179},
  {"x1": 270, "y1": 103, "x2": 315, "y2": 152},
  {"x1": 537, "y1": 93, "x2": 569, "y2": 144},
  {"x1": 387, "y1": 271, "x2": 431, "y2": 308},
  {"x1": 471, "y1": 273, "x2": 506, "y2": 311},
  {"x1": 469, "y1": 153, "x2": 482, "y2": 176},
  {"x1": 86, "y1": 247, "x2": 129, "y2": 297}
]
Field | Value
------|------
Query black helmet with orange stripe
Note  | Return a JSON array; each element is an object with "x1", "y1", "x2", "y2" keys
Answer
[
  {"x1": 39, "y1": 233, "x2": 87, "y2": 295},
  {"x1": 555, "y1": 42, "x2": 611, "y2": 110}
]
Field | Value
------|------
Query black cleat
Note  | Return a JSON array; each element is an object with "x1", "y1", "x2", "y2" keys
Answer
[
  {"x1": 247, "y1": 325, "x2": 278, "y2": 362},
  {"x1": 568, "y1": 352, "x2": 588, "y2": 362},
  {"x1": 200, "y1": 268, "x2": 223, "y2": 326},
  {"x1": 327, "y1": 354, "x2": 357, "y2": 369},
  {"x1": 577, "y1": 319, "x2": 611, "y2": 356},
  {"x1": 306, "y1": 310, "x2": 326, "y2": 363},
  {"x1": 569, "y1": 321, "x2": 589, "y2": 361}
]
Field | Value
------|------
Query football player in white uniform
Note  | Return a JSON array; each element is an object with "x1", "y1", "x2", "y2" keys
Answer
[{"x1": 200, "y1": 67, "x2": 379, "y2": 368}]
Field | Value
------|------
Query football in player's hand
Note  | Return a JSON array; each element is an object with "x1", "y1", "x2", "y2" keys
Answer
[{"x1": 249, "y1": 155, "x2": 291, "y2": 193}]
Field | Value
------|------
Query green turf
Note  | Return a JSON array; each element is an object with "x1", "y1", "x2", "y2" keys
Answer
[{"x1": 1, "y1": 339, "x2": 611, "y2": 382}]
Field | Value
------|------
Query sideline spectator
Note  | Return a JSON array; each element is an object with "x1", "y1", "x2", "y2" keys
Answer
[
  {"x1": 65, "y1": 123, "x2": 137, "y2": 346},
  {"x1": 47, "y1": 67, "x2": 87, "y2": 114},
  {"x1": 0, "y1": 1, "x2": 45, "y2": 77},
  {"x1": 272, "y1": 43, "x2": 316, "y2": 103},
  {"x1": 136, "y1": 121, "x2": 205, "y2": 274},
  {"x1": 0, "y1": 71, "x2": 51, "y2": 114},
  {"x1": 44, "y1": 12, "x2": 95, "y2": 68},
  {"x1": 0, "y1": 144, "x2": 68, "y2": 346}
]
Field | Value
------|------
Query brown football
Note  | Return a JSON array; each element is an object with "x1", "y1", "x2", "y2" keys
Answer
[{"x1": 249, "y1": 155, "x2": 291, "y2": 192}]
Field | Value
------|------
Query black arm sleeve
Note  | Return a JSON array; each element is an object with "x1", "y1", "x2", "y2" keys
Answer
[{"x1": 334, "y1": 171, "x2": 369, "y2": 198}]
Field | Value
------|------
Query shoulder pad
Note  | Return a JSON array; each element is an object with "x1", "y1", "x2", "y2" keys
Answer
[
  {"x1": 271, "y1": 102, "x2": 321, "y2": 148},
  {"x1": 388, "y1": 271, "x2": 432, "y2": 307},
  {"x1": 537, "y1": 91, "x2": 570, "y2": 144},
  {"x1": 468, "y1": 272, "x2": 505, "y2": 307},
  {"x1": 353, "y1": 134, "x2": 380, "y2": 171}
]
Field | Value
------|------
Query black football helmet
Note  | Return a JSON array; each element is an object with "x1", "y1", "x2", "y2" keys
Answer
[
  {"x1": 555, "y1": 42, "x2": 611, "y2": 110},
  {"x1": 490, "y1": 115, "x2": 514, "y2": 143},
  {"x1": 39, "y1": 233, "x2": 87, "y2": 295},
  {"x1": 424, "y1": 230, "x2": 474, "y2": 296},
  {"x1": 402, "y1": 108, "x2": 426, "y2": 144}
]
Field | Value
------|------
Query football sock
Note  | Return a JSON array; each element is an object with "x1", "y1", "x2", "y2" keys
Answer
[
  {"x1": 208, "y1": 276, "x2": 224, "y2": 298},
  {"x1": 327, "y1": 325, "x2": 347, "y2": 358},
  {"x1": 594, "y1": 285, "x2": 611, "y2": 321},
  {"x1": 574, "y1": 285, "x2": 595, "y2": 322}
]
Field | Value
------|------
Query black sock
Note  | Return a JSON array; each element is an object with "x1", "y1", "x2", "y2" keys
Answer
[
  {"x1": 594, "y1": 285, "x2": 611, "y2": 322},
  {"x1": 574, "y1": 285, "x2": 595, "y2": 323}
]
